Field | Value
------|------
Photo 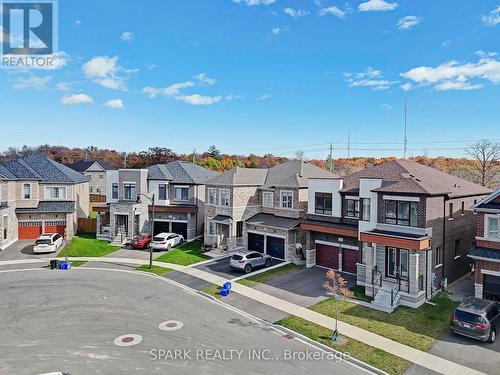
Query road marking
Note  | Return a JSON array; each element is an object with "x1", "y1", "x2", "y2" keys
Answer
[
  {"x1": 114, "y1": 334, "x2": 143, "y2": 347},
  {"x1": 159, "y1": 320, "x2": 184, "y2": 331}
]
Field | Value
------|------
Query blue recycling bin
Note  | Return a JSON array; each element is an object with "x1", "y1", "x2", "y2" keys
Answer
[
  {"x1": 219, "y1": 288, "x2": 230, "y2": 297},
  {"x1": 223, "y1": 281, "x2": 232, "y2": 290}
]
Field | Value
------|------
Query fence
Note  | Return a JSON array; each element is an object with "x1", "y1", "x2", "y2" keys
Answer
[{"x1": 78, "y1": 218, "x2": 97, "y2": 234}]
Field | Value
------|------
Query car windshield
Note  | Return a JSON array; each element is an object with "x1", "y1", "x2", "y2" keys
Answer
[
  {"x1": 232, "y1": 255, "x2": 243, "y2": 260},
  {"x1": 454, "y1": 310, "x2": 485, "y2": 324},
  {"x1": 35, "y1": 239, "x2": 52, "y2": 245},
  {"x1": 153, "y1": 236, "x2": 165, "y2": 242}
]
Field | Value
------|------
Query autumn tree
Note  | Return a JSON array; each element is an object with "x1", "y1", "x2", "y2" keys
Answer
[
  {"x1": 207, "y1": 145, "x2": 221, "y2": 159},
  {"x1": 323, "y1": 270, "x2": 353, "y2": 341},
  {"x1": 466, "y1": 139, "x2": 500, "y2": 187}
]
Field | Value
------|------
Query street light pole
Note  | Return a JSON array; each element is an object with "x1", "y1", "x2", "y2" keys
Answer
[{"x1": 137, "y1": 193, "x2": 155, "y2": 269}]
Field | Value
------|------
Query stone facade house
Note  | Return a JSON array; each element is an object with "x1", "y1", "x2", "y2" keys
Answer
[
  {"x1": 66, "y1": 159, "x2": 116, "y2": 196},
  {"x1": 301, "y1": 160, "x2": 490, "y2": 310},
  {"x1": 96, "y1": 161, "x2": 218, "y2": 243},
  {"x1": 470, "y1": 189, "x2": 500, "y2": 301},
  {"x1": 204, "y1": 160, "x2": 336, "y2": 260},
  {"x1": 0, "y1": 154, "x2": 89, "y2": 250}
]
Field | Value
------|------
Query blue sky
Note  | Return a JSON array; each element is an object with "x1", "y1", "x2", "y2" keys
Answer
[{"x1": 1, "y1": 0, "x2": 499, "y2": 159}]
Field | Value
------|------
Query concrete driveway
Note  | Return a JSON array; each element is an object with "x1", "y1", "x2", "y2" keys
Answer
[
  {"x1": 194, "y1": 256, "x2": 284, "y2": 280},
  {"x1": 0, "y1": 240, "x2": 60, "y2": 261},
  {"x1": 250, "y1": 266, "x2": 357, "y2": 307},
  {"x1": 0, "y1": 268, "x2": 367, "y2": 375}
]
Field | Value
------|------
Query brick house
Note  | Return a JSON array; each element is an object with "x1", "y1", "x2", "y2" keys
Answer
[
  {"x1": 95, "y1": 161, "x2": 218, "y2": 243},
  {"x1": 0, "y1": 154, "x2": 89, "y2": 249},
  {"x1": 203, "y1": 160, "x2": 336, "y2": 260},
  {"x1": 470, "y1": 189, "x2": 500, "y2": 301},
  {"x1": 301, "y1": 160, "x2": 490, "y2": 309},
  {"x1": 66, "y1": 159, "x2": 116, "y2": 196}
]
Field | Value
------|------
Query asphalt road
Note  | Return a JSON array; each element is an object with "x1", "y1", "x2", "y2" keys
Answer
[{"x1": 0, "y1": 268, "x2": 369, "y2": 375}]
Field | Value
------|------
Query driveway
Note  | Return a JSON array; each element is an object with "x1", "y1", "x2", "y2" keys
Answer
[
  {"x1": 251, "y1": 266, "x2": 356, "y2": 307},
  {"x1": 194, "y1": 256, "x2": 284, "y2": 280},
  {"x1": 0, "y1": 240, "x2": 60, "y2": 261},
  {"x1": 105, "y1": 245, "x2": 169, "y2": 261}
]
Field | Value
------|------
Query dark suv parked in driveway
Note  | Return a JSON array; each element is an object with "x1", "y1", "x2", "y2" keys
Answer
[{"x1": 450, "y1": 297, "x2": 499, "y2": 343}]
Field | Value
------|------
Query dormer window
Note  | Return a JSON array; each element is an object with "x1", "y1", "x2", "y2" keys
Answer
[
  {"x1": 280, "y1": 190, "x2": 293, "y2": 209},
  {"x1": 23, "y1": 184, "x2": 31, "y2": 199}
]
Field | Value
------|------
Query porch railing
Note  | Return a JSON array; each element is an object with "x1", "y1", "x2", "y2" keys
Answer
[
  {"x1": 372, "y1": 266, "x2": 383, "y2": 299},
  {"x1": 391, "y1": 275, "x2": 401, "y2": 307},
  {"x1": 418, "y1": 274, "x2": 424, "y2": 291}
]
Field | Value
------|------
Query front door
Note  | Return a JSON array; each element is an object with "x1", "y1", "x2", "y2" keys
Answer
[
  {"x1": 386, "y1": 247, "x2": 397, "y2": 277},
  {"x1": 116, "y1": 215, "x2": 128, "y2": 235}
]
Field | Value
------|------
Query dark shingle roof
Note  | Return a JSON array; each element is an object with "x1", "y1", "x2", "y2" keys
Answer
[
  {"x1": 0, "y1": 154, "x2": 88, "y2": 183},
  {"x1": 148, "y1": 161, "x2": 219, "y2": 184},
  {"x1": 473, "y1": 189, "x2": 500, "y2": 211},
  {"x1": 207, "y1": 167, "x2": 268, "y2": 186},
  {"x1": 340, "y1": 160, "x2": 491, "y2": 198},
  {"x1": 246, "y1": 213, "x2": 299, "y2": 230},
  {"x1": 66, "y1": 159, "x2": 117, "y2": 172},
  {"x1": 469, "y1": 243, "x2": 500, "y2": 260},
  {"x1": 15, "y1": 201, "x2": 76, "y2": 213}
]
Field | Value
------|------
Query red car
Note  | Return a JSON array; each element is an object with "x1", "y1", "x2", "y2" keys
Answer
[{"x1": 131, "y1": 233, "x2": 152, "y2": 249}]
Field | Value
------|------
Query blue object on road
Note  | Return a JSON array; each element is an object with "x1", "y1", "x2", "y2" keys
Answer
[
  {"x1": 58, "y1": 261, "x2": 71, "y2": 270},
  {"x1": 219, "y1": 288, "x2": 230, "y2": 297},
  {"x1": 223, "y1": 281, "x2": 232, "y2": 290}
]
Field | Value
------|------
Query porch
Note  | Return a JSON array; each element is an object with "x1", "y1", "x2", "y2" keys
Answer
[{"x1": 205, "y1": 215, "x2": 245, "y2": 251}]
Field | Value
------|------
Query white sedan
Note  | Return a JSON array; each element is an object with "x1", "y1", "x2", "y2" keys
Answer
[{"x1": 150, "y1": 232, "x2": 184, "y2": 251}]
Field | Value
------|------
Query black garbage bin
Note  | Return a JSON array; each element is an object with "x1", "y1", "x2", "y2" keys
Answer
[{"x1": 50, "y1": 259, "x2": 58, "y2": 269}]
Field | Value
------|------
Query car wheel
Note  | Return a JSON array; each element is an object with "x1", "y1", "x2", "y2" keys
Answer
[
  {"x1": 488, "y1": 329, "x2": 496, "y2": 343},
  {"x1": 167, "y1": 244, "x2": 172, "y2": 251},
  {"x1": 244, "y1": 264, "x2": 252, "y2": 274},
  {"x1": 265, "y1": 258, "x2": 272, "y2": 267}
]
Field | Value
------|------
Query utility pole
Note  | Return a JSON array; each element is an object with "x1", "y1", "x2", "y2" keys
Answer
[
  {"x1": 403, "y1": 98, "x2": 408, "y2": 159},
  {"x1": 192, "y1": 148, "x2": 196, "y2": 163},
  {"x1": 328, "y1": 143, "x2": 334, "y2": 173},
  {"x1": 124, "y1": 153, "x2": 128, "y2": 168},
  {"x1": 347, "y1": 129, "x2": 351, "y2": 159}
]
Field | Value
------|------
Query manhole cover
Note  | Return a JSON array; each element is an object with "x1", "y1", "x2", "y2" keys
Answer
[
  {"x1": 114, "y1": 334, "x2": 143, "y2": 347},
  {"x1": 159, "y1": 320, "x2": 184, "y2": 331}
]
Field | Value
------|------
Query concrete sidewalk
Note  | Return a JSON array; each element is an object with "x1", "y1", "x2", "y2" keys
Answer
[{"x1": 0, "y1": 256, "x2": 486, "y2": 375}]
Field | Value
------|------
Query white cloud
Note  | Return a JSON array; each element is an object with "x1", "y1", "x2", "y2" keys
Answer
[
  {"x1": 176, "y1": 94, "x2": 221, "y2": 105},
  {"x1": 475, "y1": 50, "x2": 497, "y2": 57},
  {"x1": 257, "y1": 94, "x2": 272, "y2": 100},
  {"x1": 345, "y1": 67, "x2": 397, "y2": 90},
  {"x1": 482, "y1": 6, "x2": 500, "y2": 26},
  {"x1": 74, "y1": 20, "x2": 81, "y2": 26},
  {"x1": 56, "y1": 82, "x2": 70, "y2": 91},
  {"x1": 318, "y1": 6, "x2": 345, "y2": 18},
  {"x1": 195, "y1": 73, "x2": 217, "y2": 86},
  {"x1": 232, "y1": 0, "x2": 276, "y2": 6},
  {"x1": 400, "y1": 82, "x2": 413, "y2": 91},
  {"x1": 61, "y1": 93, "x2": 93, "y2": 105},
  {"x1": 271, "y1": 27, "x2": 282, "y2": 35},
  {"x1": 397, "y1": 16, "x2": 421, "y2": 30},
  {"x1": 82, "y1": 56, "x2": 130, "y2": 91},
  {"x1": 284, "y1": 8, "x2": 309, "y2": 17},
  {"x1": 121, "y1": 32, "x2": 134, "y2": 42},
  {"x1": 401, "y1": 56, "x2": 500, "y2": 91},
  {"x1": 358, "y1": 0, "x2": 398, "y2": 12},
  {"x1": 381, "y1": 103, "x2": 393, "y2": 110},
  {"x1": 13, "y1": 75, "x2": 51, "y2": 89},
  {"x1": 142, "y1": 81, "x2": 195, "y2": 98},
  {"x1": 104, "y1": 99, "x2": 124, "y2": 109}
]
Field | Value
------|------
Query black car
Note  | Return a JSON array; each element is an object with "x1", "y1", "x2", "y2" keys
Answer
[{"x1": 450, "y1": 297, "x2": 499, "y2": 343}]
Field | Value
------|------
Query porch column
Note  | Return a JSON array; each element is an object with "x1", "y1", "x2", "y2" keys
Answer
[
  {"x1": 409, "y1": 252, "x2": 419, "y2": 295},
  {"x1": 96, "y1": 214, "x2": 102, "y2": 235},
  {"x1": 364, "y1": 245, "x2": 374, "y2": 286}
]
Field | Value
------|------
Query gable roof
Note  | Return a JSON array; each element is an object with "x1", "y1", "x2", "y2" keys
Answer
[
  {"x1": 472, "y1": 189, "x2": 500, "y2": 211},
  {"x1": 340, "y1": 160, "x2": 491, "y2": 198},
  {"x1": 206, "y1": 160, "x2": 336, "y2": 188},
  {"x1": 66, "y1": 159, "x2": 116, "y2": 172},
  {"x1": 0, "y1": 154, "x2": 88, "y2": 184},
  {"x1": 148, "y1": 161, "x2": 219, "y2": 184}
]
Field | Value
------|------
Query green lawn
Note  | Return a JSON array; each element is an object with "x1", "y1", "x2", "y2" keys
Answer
[
  {"x1": 236, "y1": 263, "x2": 302, "y2": 287},
  {"x1": 310, "y1": 291, "x2": 458, "y2": 352},
  {"x1": 201, "y1": 284, "x2": 223, "y2": 299},
  {"x1": 278, "y1": 316, "x2": 411, "y2": 375},
  {"x1": 69, "y1": 260, "x2": 87, "y2": 267},
  {"x1": 135, "y1": 264, "x2": 173, "y2": 276},
  {"x1": 350, "y1": 285, "x2": 373, "y2": 303},
  {"x1": 58, "y1": 234, "x2": 120, "y2": 257},
  {"x1": 155, "y1": 240, "x2": 209, "y2": 266}
]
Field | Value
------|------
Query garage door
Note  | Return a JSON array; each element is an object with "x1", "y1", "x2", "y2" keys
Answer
[
  {"x1": 483, "y1": 274, "x2": 500, "y2": 302},
  {"x1": 248, "y1": 232, "x2": 264, "y2": 253},
  {"x1": 172, "y1": 222, "x2": 188, "y2": 239},
  {"x1": 153, "y1": 221, "x2": 170, "y2": 236},
  {"x1": 342, "y1": 248, "x2": 359, "y2": 274},
  {"x1": 18, "y1": 222, "x2": 42, "y2": 240},
  {"x1": 316, "y1": 244, "x2": 339, "y2": 269},
  {"x1": 44, "y1": 221, "x2": 66, "y2": 236},
  {"x1": 266, "y1": 236, "x2": 285, "y2": 259}
]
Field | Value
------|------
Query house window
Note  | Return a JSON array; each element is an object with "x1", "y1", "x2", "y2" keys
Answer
[
  {"x1": 175, "y1": 186, "x2": 189, "y2": 201},
  {"x1": 454, "y1": 239, "x2": 460, "y2": 258},
  {"x1": 385, "y1": 200, "x2": 418, "y2": 227},
  {"x1": 99, "y1": 174, "x2": 104, "y2": 179},
  {"x1": 488, "y1": 217, "x2": 499, "y2": 239},
  {"x1": 96, "y1": 187, "x2": 100, "y2": 194},
  {"x1": 346, "y1": 199, "x2": 360, "y2": 218},
  {"x1": 208, "y1": 221, "x2": 216, "y2": 235},
  {"x1": 361, "y1": 198, "x2": 370, "y2": 221},
  {"x1": 158, "y1": 184, "x2": 167, "y2": 200},
  {"x1": 220, "y1": 189, "x2": 230, "y2": 206},
  {"x1": 112, "y1": 183, "x2": 118, "y2": 199},
  {"x1": 315, "y1": 192, "x2": 332, "y2": 215},
  {"x1": 435, "y1": 245, "x2": 442, "y2": 267},
  {"x1": 461, "y1": 201, "x2": 465, "y2": 215},
  {"x1": 124, "y1": 183, "x2": 136, "y2": 200},
  {"x1": 400, "y1": 249, "x2": 409, "y2": 279},
  {"x1": 208, "y1": 188, "x2": 218, "y2": 205},
  {"x1": 387, "y1": 247, "x2": 397, "y2": 277},
  {"x1": 262, "y1": 191, "x2": 274, "y2": 208},
  {"x1": 90, "y1": 186, "x2": 93, "y2": 193},
  {"x1": 45, "y1": 187, "x2": 67, "y2": 199},
  {"x1": 23, "y1": 184, "x2": 31, "y2": 199},
  {"x1": 449, "y1": 202, "x2": 453, "y2": 218},
  {"x1": 280, "y1": 190, "x2": 293, "y2": 209}
]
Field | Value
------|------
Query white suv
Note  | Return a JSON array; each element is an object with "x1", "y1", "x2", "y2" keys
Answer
[
  {"x1": 150, "y1": 232, "x2": 184, "y2": 251},
  {"x1": 33, "y1": 233, "x2": 64, "y2": 254}
]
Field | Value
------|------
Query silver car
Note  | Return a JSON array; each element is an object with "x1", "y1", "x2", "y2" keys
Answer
[{"x1": 229, "y1": 251, "x2": 272, "y2": 273}]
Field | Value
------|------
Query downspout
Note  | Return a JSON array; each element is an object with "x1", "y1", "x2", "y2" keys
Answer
[
  {"x1": 442, "y1": 195, "x2": 448, "y2": 287},
  {"x1": 425, "y1": 248, "x2": 428, "y2": 300}
]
